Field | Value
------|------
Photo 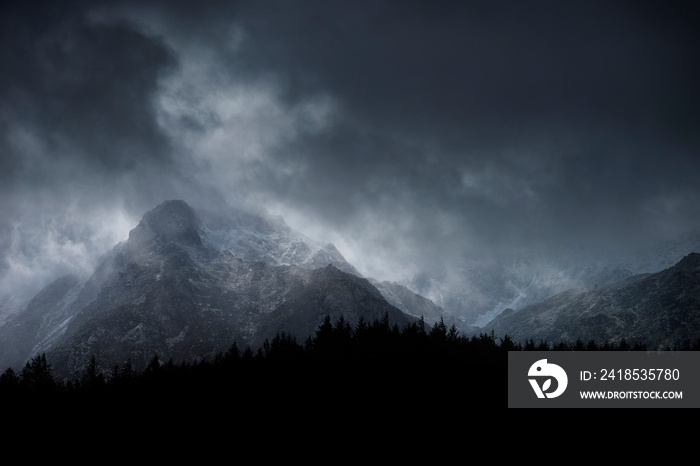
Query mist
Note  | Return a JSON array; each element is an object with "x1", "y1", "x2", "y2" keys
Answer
[{"x1": 2, "y1": 1, "x2": 699, "y2": 320}]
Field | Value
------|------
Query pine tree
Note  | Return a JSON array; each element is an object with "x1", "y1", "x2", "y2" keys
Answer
[
  {"x1": 0, "y1": 367, "x2": 20, "y2": 394},
  {"x1": 429, "y1": 317, "x2": 448, "y2": 341},
  {"x1": 20, "y1": 353, "x2": 56, "y2": 393},
  {"x1": 447, "y1": 324, "x2": 460, "y2": 343},
  {"x1": 309, "y1": 315, "x2": 334, "y2": 352},
  {"x1": 81, "y1": 355, "x2": 106, "y2": 391},
  {"x1": 355, "y1": 316, "x2": 367, "y2": 334},
  {"x1": 499, "y1": 334, "x2": 518, "y2": 351}
]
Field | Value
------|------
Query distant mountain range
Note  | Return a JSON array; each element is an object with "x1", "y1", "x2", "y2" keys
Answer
[
  {"x1": 484, "y1": 252, "x2": 700, "y2": 349},
  {"x1": 0, "y1": 199, "x2": 698, "y2": 381},
  {"x1": 410, "y1": 230, "x2": 700, "y2": 328}
]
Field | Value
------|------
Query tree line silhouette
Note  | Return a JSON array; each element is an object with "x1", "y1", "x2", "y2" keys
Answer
[{"x1": 2, "y1": 313, "x2": 699, "y2": 408}]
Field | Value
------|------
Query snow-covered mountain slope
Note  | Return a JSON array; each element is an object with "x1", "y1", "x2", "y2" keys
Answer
[
  {"x1": 192, "y1": 202, "x2": 446, "y2": 326},
  {"x1": 194, "y1": 204, "x2": 458, "y2": 325},
  {"x1": 197, "y1": 205, "x2": 361, "y2": 276}
]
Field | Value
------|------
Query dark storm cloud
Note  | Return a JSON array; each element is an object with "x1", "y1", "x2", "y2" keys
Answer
[
  {"x1": 0, "y1": 2, "x2": 177, "y2": 174},
  {"x1": 0, "y1": 1, "x2": 188, "y2": 297},
  {"x1": 2, "y1": 0, "x2": 700, "y2": 299},
  {"x1": 221, "y1": 0, "x2": 700, "y2": 263},
  {"x1": 235, "y1": 0, "x2": 699, "y2": 134}
]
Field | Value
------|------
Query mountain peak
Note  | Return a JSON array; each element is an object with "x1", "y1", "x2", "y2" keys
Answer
[
  {"x1": 144, "y1": 199, "x2": 197, "y2": 222},
  {"x1": 128, "y1": 199, "x2": 202, "y2": 249},
  {"x1": 673, "y1": 252, "x2": 700, "y2": 271}
]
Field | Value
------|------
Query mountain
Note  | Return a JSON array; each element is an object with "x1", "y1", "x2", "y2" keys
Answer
[
  {"x1": 484, "y1": 253, "x2": 700, "y2": 349},
  {"x1": 412, "y1": 230, "x2": 700, "y2": 328},
  {"x1": 0, "y1": 200, "x2": 432, "y2": 380},
  {"x1": 197, "y1": 203, "x2": 463, "y2": 330},
  {"x1": 0, "y1": 274, "x2": 81, "y2": 371}
]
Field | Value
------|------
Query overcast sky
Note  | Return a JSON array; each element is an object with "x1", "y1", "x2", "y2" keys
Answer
[{"x1": 2, "y1": 0, "x2": 699, "y2": 300}]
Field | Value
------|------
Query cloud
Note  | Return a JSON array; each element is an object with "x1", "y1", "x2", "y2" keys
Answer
[
  {"x1": 0, "y1": 201, "x2": 135, "y2": 300},
  {"x1": 0, "y1": 2, "x2": 183, "y2": 297},
  {"x1": 2, "y1": 0, "x2": 700, "y2": 310}
]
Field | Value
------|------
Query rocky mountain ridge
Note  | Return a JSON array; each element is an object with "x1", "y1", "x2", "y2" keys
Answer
[
  {"x1": 412, "y1": 229, "x2": 700, "y2": 328},
  {"x1": 484, "y1": 252, "x2": 700, "y2": 349}
]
